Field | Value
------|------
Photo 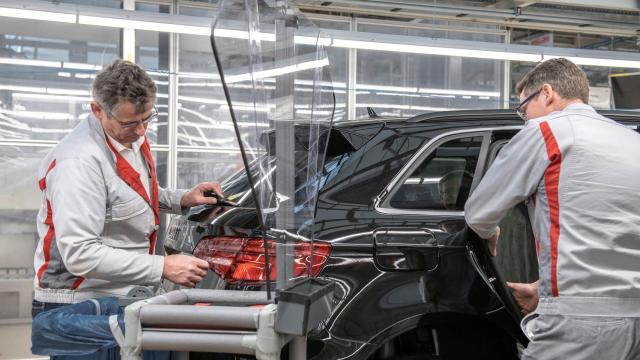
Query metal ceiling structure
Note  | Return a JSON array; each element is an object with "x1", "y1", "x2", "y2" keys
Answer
[{"x1": 296, "y1": 0, "x2": 640, "y2": 37}]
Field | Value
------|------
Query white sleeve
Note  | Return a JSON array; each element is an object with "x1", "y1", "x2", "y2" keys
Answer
[
  {"x1": 50, "y1": 157, "x2": 164, "y2": 285},
  {"x1": 159, "y1": 187, "x2": 188, "y2": 214},
  {"x1": 464, "y1": 121, "x2": 550, "y2": 239}
]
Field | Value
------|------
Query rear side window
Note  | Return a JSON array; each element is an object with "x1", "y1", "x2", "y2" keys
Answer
[{"x1": 389, "y1": 136, "x2": 483, "y2": 211}]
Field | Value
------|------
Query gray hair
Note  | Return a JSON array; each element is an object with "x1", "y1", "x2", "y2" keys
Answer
[
  {"x1": 92, "y1": 59, "x2": 157, "y2": 114},
  {"x1": 516, "y1": 58, "x2": 589, "y2": 104}
]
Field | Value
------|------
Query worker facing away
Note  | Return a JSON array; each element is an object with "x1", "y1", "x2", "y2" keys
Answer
[
  {"x1": 33, "y1": 60, "x2": 220, "y2": 316},
  {"x1": 465, "y1": 58, "x2": 640, "y2": 359}
]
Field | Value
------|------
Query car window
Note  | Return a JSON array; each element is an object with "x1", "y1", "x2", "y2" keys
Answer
[
  {"x1": 488, "y1": 141, "x2": 539, "y2": 284},
  {"x1": 221, "y1": 151, "x2": 352, "y2": 206},
  {"x1": 389, "y1": 136, "x2": 483, "y2": 211}
]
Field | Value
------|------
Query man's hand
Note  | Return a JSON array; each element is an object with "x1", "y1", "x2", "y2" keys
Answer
[
  {"x1": 163, "y1": 254, "x2": 210, "y2": 288},
  {"x1": 507, "y1": 281, "x2": 539, "y2": 315},
  {"x1": 180, "y1": 182, "x2": 223, "y2": 208},
  {"x1": 487, "y1": 226, "x2": 500, "y2": 257}
]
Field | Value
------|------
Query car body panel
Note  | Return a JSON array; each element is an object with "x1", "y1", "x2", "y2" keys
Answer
[{"x1": 168, "y1": 109, "x2": 640, "y2": 359}]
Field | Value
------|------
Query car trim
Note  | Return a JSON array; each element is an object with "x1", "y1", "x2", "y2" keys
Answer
[{"x1": 374, "y1": 125, "x2": 524, "y2": 216}]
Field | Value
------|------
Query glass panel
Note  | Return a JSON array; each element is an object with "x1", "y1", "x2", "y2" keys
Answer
[
  {"x1": 312, "y1": 19, "x2": 349, "y2": 120},
  {"x1": 179, "y1": 4, "x2": 217, "y2": 18},
  {"x1": 495, "y1": 204, "x2": 539, "y2": 284},
  {"x1": 135, "y1": 2, "x2": 170, "y2": 14},
  {"x1": 356, "y1": 23, "x2": 503, "y2": 118},
  {"x1": 176, "y1": 75, "x2": 236, "y2": 147},
  {"x1": 176, "y1": 32, "x2": 232, "y2": 147},
  {"x1": 212, "y1": 0, "x2": 336, "y2": 237},
  {"x1": 509, "y1": 30, "x2": 640, "y2": 109},
  {"x1": 34, "y1": 0, "x2": 122, "y2": 8},
  {"x1": 0, "y1": 17, "x2": 120, "y2": 141},
  {"x1": 136, "y1": 29, "x2": 170, "y2": 145},
  {"x1": 0, "y1": 145, "x2": 50, "y2": 320},
  {"x1": 177, "y1": 150, "x2": 242, "y2": 189},
  {"x1": 153, "y1": 150, "x2": 169, "y2": 188},
  {"x1": 178, "y1": 34, "x2": 217, "y2": 74},
  {"x1": 390, "y1": 136, "x2": 483, "y2": 210}
]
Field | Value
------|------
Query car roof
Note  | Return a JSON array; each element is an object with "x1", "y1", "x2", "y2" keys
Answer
[{"x1": 332, "y1": 108, "x2": 640, "y2": 128}]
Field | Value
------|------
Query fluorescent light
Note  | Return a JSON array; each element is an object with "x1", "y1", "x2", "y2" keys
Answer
[
  {"x1": 12, "y1": 93, "x2": 92, "y2": 103},
  {"x1": 295, "y1": 109, "x2": 334, "y2": 115},
  {"x1": 0, "y1": 109, "x2": 74, "y2": 120},
  {"x1": 1, "y1": 5, "x2": 639, "y2": 70},
  {"x1": 178, "y1": 96, "x2": 227, "y2": 105},
  {"x1": 0, "y1": 7, "x2": 75, "y2": 23},
  {"x1": 63, "y1": 62, "x2": 102, "y2": 71},
  {"x1": 78, "y1": 15, "x2": 210, "y2": 36},
  {"x1": 547, "y1": 55, "x2": 640, "y2": 69},
  {"x1": 214, "y1": 28, "x2": 275, "y2": 42},
  {"x1": 0, "y1": 85, "x2": 47, "y2": 93},
  {"x1": 225, "y1": 58, "x2": 330, "y2": 83},
  {"x1": 0, "y1": 58, "x2": 61, "y2": 68},
  {"x1": 356, "y1": 103, "x2": 461, "y2": 111},
  {"x1": 75, "y1": 73, "x2": 96, "y2": 79},
  {"x1": 0, "y1": 84, "x2": 91, "y2": 96},
  {"x1": 357, "y1": 84, "x2": 419, "y2": 93},
  {"x1": 418, "y1": 88, "x2": 500, "y2": 97},
  {"x1": 0, "y1": 57, "x2": 102, "y2": 71}
]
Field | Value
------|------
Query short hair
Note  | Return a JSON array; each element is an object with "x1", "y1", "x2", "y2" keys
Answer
[
  {"x1": 91, "y1": 59, "x2": 157, "y2": 114},
  {"x1": 515, "y1": 58, "x2": 589, "y2": 104}
]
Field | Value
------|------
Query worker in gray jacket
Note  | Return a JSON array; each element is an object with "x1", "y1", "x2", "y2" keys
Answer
[
  {"x1": 465, "y1": 58, "x2": 640, "y2": 359},
  {"x1": 33, "y1": 60, "x2": 221, "y2": 313}
]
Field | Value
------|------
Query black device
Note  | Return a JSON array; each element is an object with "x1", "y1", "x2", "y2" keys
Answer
[
  {"x1": 610, "y1": 72, "x2": 640, "y2": 109},
  {"x1": 204, "y1": 191, "x2": 238, "y2": 207}
]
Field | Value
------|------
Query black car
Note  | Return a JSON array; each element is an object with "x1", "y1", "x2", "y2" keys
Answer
[{"x1": 165, "y1": 109, "x2": 640, "y2": 360}]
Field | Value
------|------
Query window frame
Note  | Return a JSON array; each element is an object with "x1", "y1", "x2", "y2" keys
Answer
[{"x1": 374, "y1": 126, "x2": 523, "y2": 216}]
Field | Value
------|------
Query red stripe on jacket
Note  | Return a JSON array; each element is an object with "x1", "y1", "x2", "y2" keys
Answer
[
  {"x1": 36, "y1": 200, "x2": 55, "y2": 287},
  {"x1": 539, "y1": 121, "x2": 562, "y2": 297},
  {"x1": 103, "y1": 134, "x2": 159, "y2": 254},
  {"x1": 37, "y1": 160, "x2": 86, "y2": 288}
]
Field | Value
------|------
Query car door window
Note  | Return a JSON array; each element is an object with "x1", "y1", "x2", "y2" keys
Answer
[
  {"x1": 389, "y1": 136, "x2": 483, "y2": 211},
  {"x1": 488, "y1": 141, "x2": 539, "y2": 284}
]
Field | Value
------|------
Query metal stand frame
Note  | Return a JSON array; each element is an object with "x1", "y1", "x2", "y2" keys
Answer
[{"x1": 121, "y1": 289, "x2": 292, "y2": 360}]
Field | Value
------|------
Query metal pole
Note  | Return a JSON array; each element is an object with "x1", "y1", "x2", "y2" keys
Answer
[
  {"x1": 347, "y1": 17, "x2": 357, "y2": 121},
  {"x1": 274, "y1": 8, "x2": 296, "y2": 291},
  {"x1": 290, "y1": 336, "x2": 307, "y2": 359},
  {"x1": 168, "y1": 0, "x2": 179, "y2": 189},
  {"x1": 142, "y1": 331, "x2": 257, "y2": 354},
  {"x1": 140, "y1": 305, "x2": 260, "y2": 329},
  {"x1": 502, "y1": 29, "x2": 512, "y2": 110}
]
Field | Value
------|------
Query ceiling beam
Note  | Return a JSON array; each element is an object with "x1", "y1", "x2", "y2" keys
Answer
[
  {"x1": 532, "y1": 0, "x2": 640, "y2": 12},
  {"x1": 297, "y1": 0, "x2": 640, "y2": 37}
]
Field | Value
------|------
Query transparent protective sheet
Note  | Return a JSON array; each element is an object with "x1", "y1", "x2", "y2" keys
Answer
[{"x1": 211, "y1": 0, "x2": 335, "y2": 286}]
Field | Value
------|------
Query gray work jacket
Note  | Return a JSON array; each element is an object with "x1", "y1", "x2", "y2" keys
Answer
[
  {"x1": 34, "y1": 115, "x2": 186, "y2": 303},
  {"x1": 465, "y1": 103, "x2": 640, "y2": 316}
]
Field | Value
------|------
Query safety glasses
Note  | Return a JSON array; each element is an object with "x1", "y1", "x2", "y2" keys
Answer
[{"x1": 515, "y1": 89, "x2": 541, "y2": 121}]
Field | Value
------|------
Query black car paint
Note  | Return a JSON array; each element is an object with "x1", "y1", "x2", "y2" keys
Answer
[{"x1": 177, "y1": 109, "x2": 640, "y2": 360}]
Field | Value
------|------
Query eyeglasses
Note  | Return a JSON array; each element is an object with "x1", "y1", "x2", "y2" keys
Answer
[
  {"x1": 515, "y1": 89, "x2": 541, "y2": 121},
  {"x1": 106, "y1": 106, "x2": 158, "y2": 129}
]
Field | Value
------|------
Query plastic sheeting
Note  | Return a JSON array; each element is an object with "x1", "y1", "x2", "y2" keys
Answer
[{"x1": 211, "y1": 0, "x2": 336, "y2": 285}]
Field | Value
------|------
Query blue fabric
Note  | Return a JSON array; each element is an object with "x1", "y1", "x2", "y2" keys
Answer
[
  {"x1": 31, "y1": 297, "x2": 170, "y2": 360},
  {"x1": 31, "y1": 297, "x2": 124, "y2": 356}
]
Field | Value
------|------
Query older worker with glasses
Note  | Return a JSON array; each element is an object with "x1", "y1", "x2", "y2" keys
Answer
[{"x1": 32, "y1": 60, "x2": 223, "y2": 359}]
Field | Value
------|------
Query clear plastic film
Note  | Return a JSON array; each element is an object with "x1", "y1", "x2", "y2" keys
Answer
[{"x1": 211, "y1": 0, "x2": 335, "y2": 285}]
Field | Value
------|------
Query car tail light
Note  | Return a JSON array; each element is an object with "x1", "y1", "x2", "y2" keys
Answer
[{"x1": 193, "y1": 236, "x2": 331, "y2": 283}]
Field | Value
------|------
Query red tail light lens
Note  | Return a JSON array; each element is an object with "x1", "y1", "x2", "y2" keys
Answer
[{"x1": 193, "y1": 236, "x2": 332, "y2": 283}]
